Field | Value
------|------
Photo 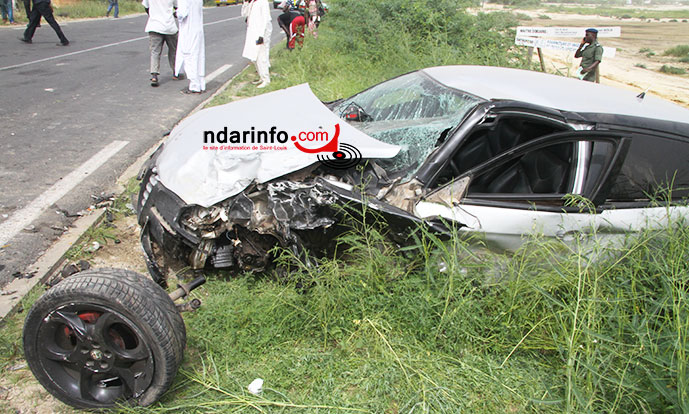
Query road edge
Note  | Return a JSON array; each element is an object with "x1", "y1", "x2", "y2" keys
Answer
[{"x1": 0, "y1": 63, "x2": 250, "y2": 319}]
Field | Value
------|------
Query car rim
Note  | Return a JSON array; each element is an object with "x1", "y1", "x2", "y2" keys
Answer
[{"x1": 35, "y1": 304, "x2": 155, "y2": 405}]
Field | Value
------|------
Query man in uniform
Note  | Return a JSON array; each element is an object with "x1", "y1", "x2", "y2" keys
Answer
[{"x1": 574, "y1": 28, "x2": 603, "y2": 83}]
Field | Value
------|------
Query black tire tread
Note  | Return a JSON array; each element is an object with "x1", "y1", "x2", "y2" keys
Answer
[
  {"x1": 76, "y1": 268, "x2": 187, "y2": 363},
  {"x1": 23, "y1": 268, "x2": 186, "y2": 408}
]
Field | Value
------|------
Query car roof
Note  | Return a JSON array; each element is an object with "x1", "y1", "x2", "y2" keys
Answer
[{"x1": 423, "y1": 66, "x2": 689, "y2": 127}]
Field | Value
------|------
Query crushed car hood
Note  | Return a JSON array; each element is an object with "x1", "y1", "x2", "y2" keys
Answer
[{"x1": 156, "y1": 84, "x2": 401, "y2": 207}]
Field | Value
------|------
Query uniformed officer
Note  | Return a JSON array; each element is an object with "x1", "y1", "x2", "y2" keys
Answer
[{"x1": 574, "y1": 28, "x2": 603, "y2": 82}]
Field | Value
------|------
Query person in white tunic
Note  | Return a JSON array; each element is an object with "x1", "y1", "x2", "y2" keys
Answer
[
  {"x1": 175, "y1": 0, "x2": 205, "y2": 94},
  {"x1": 241, "y1": 0, "x2": 272, "y2": 88}
]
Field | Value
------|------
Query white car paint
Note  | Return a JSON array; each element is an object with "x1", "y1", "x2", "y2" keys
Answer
[{"x1": 156, "y1": 84, "x2": 400, "y2": 207}]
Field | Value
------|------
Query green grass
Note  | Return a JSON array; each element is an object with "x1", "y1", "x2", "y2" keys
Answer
[
  {"x1": 52, "y1": 0, "x2": 143, "y2": 20},
  {"x1": 664, "y1": 45, "x2": 689, "y2": 57},
  {"x1": 102, "y1": 207, "x2": 688, "y2": 413},
  {"x1": 4, "y1": 1, "x2": 689, "y2": 412},
  {"x1": 660, "y1": 65, "x2": 687, "y2": 75},
  {"x1": 4, "y1": 210, "x2": 689, "y2": 412},
  {"x1": 211, "y1": 0, "x2": 523, "y2": 106}
]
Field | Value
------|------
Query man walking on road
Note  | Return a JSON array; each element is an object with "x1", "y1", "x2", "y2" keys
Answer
[
  {"x1": 143, "y1": 0, "x2": 178, "y2": 87},
  {"x1": 175, "y1": 0, "x2": 205, "y2": 94},
  {"x1": 574, "y1": 28, "x2": 603, "y2": 83},
  {"x1": 242, "y1": 0, "x2": 272, "y2": 88},
  {"x1": 106, "y1": 0, "x2": 119, "y2": 18},
  {"x1": 20, "y1": 0, "x2": 69, "y2": 46},
  {"x1": 23, "y1": 0, "x2": 40, "y2": 27}
]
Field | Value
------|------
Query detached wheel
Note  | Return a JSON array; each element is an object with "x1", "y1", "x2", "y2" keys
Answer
[{"x1": 23, "y1": 268, "x2": 185, "y2": 409}]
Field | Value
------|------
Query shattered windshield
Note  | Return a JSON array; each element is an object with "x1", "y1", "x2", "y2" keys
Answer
[{"x1": 332, "y1": 71, "x2": 483, "y2": 179}]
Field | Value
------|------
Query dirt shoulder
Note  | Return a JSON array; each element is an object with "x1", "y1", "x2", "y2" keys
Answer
[{"x1": 482, "y1": 4, "x2": 689, "y2": 108}]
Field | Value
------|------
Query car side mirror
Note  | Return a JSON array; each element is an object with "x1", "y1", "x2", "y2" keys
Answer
[{"x1": 424, "y1": 176, "x2": 470, "y2": 207}]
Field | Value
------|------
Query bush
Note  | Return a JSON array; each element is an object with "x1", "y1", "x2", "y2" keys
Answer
[
  {"x1": 664, "y1": 45, "x2": 689, "y2": 57},
  {"x1": 307, "y1": 0, "x2": 521, "y2": 86},
  {"x1": 660, "y1": 65, "x2": 687, "y2": 75},
  {"x1": 538, "y1": 14, "x2": 551, "y2": 19},
  {"x1": 214, "y1": 0, "x2": 524, "y2": 105}
]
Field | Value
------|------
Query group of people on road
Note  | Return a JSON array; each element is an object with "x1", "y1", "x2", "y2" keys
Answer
[
  {"x1": 143, "y1": 0, "x2": 206, "y2": 94},
  {"x1": 13, "y1": 0, "x2": 603, "y2": 96}
]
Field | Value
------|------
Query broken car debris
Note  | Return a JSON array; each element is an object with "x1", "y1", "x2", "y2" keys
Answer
[
  {"x1": 137, "y1": 66, "x2": 689, "y2": 284},
  {"x1": 22, "y1": 66, "x2": 689, "y2": 410}
]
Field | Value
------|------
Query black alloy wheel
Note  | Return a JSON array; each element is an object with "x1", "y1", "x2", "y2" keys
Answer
[{"x1": 23, "y1": 269, "x2": 185, "y2": 409}]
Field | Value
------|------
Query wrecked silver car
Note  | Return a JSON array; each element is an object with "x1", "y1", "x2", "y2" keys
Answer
[
  {"x1": 22, "y1": 66, "x2": 689, "y2": 409},
  {"x1": 137, "y1": 65, "x2": 689, "y2": 284}
]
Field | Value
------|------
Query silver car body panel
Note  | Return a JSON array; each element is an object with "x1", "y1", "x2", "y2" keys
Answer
[
  {"x1": 415, "y1": 201, "x2": 689, "y2": 250},
  {"x1": 424, "y1": 66, "x2": 689, "y2": 125}
]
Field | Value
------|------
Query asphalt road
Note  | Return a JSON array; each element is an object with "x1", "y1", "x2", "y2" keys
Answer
[{"x1": 0, "y1": 5, "x2": 283, "y2": 287}]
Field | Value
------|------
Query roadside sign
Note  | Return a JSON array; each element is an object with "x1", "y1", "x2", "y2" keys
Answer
[
  {"x1": 516, "y1": 26, "x2": 622, "y2": 38},
  {"x1": 515, "y1": 35, "x2": 617, "y2": 58}
]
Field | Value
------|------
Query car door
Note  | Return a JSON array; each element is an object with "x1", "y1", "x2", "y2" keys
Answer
[
  {"x1": 594, "y1": 129, "x2": 689, "y2": 239},
  {"x1": 415, "y1": 131, "x2": 625, "y2": 249}
]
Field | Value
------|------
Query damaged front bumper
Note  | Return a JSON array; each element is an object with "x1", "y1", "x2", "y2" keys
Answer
[{"x1": 136, "y1": 154, "x2": 444, "y2": 286}]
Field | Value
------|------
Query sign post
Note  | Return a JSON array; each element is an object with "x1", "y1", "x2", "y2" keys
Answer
[{"x1": 515, "y1": 26, "x2": 620, "y2": 79}]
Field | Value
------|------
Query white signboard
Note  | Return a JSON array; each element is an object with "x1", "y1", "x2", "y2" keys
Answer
[
  {"x1": 515, "y1": 35, "x2": 617, "y2": 58},
  {"x1": 517, "y1": 26, "x2": 621, "y2": 38}
]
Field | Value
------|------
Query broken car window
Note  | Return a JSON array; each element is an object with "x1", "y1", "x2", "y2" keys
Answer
[
  {"x1": 468, "y1": 142, "x2": 575, "y2": 195},
  {"x1": 608, "y1": 134, "x2": 689, "y2": 202},
  {"x1": 332, "y1": 71, "x2": 482, "y2": 179}
]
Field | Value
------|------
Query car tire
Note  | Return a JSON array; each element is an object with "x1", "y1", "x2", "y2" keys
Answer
[{"x1": 23, "y1": 268, "x2": 186, "y2": 409}]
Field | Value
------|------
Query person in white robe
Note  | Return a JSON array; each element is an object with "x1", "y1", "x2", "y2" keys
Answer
[
  {"x1": 175, "y1": 0, "x2": 205, "y2": 93},
  {"x1": 241, "y1": 0, "x2": 272, "y2": 88}
]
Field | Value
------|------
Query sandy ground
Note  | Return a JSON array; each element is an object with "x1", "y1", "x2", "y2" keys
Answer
[
  {"x1": 484, "y1": 4, "x2": 689, "y2": 107},
  {"x1": 2, "y1": 6, "x2": 689, "y2": 413}
]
